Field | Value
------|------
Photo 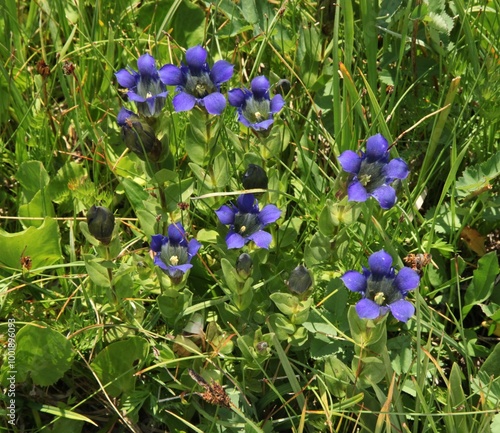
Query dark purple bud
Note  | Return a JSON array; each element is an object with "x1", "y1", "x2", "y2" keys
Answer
[
  {"x1": 242, "y1": 164, "x2": 268, "y2": 191},
  {"x1": 87, "y1": 206, "x2": 115, "y2": 244}
]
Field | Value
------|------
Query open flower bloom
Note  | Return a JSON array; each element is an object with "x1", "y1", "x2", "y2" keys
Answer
[
  {"x1": 159, "y1": 45, "x2": 233, "y2": 115},
  {"x1": 228, "y1": 76, "x2": 285, "y2": 132},
  {"x1": 116, "y1": 107, "x2": 162, "y2": 161},
  {"x1": 338, "y1": 134, "x2": 409, "y2": 209},
  {"x1": 115, "y1": 53, "x2": 168, "y2": 117},
  {"x1": 150, "y1": 223, "x2": 201, "y2": 284},
  {"x1": 341, "y1": 250, "x2": 420, "y2": 322},
  {"x1": 215, "y1": 194, "x2": 281, "y2": 249}
]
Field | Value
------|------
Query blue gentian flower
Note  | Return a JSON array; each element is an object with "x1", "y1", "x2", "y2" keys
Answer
[
  {"x1": 116, "y1": 108, "x2": 162, "y2": 161},
  {"x1": 215, "y1": 194, "x2": 281, "y2": 249},
  {"x1": 338, "y1": 134, "x2": 409, "y2": 209},
  {"x1": 150, "y1": 223, "x2": 201, "y2": 284},
  {"x1": 228, "y1": 76, "x2": 285, "y2": 132},
  {"x1": 115, "y1": 53, "x2": 168, "y2": 117},
  {"x1": 341, "y1": 249, "x2": 420, "y2": 323},
  {"x1": 159, "y1": 45, "x2": 233, "y2": 115}
]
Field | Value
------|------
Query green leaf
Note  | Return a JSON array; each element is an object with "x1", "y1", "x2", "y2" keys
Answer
[
  {"x1": 463, "y1": 252, "x2": 499, "y2": 317},
  {"x1": 447, "y1": 363, "x2": 469, "y2": 433},
  {"x1": 16, "y1": 160, "x2": 50, "y2": 202},
  {"x1": 38, "y1": 404, "x2": 97, "y2": 426},
  {"x1": 18, "y1": 189, "x2": 55, "y2": 227},
  {"x1": 83, "y1": 255, "x2": 112, "y2": 287},
  {"x1": 324, "y1": 356, "x2": 354, "y2": 398},
  {"x1": 268, "y1": 313, "x2": 295, "y2": 341},
  {"x1": 14, "y1": 324, "x2": 73, "y2": 386},
  {"x1": 456, "y1": 151, "x2": 500, "y2": 198},
  {"x1": 91, "y1": 337, "x2": 149, "y2": 397},
  {"x1": 352, "y1": 356, "x2": 386, "y2": 388},
  {"x1": 270, "y1": 293, "x2": 313, "y2": 324},
  {"x1": 0, "y1": 217, "x2": 62, "y2": 272}
]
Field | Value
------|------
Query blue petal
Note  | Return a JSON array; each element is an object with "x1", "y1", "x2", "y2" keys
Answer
[
  {"x1": 388, "y1": 299, "x2": 415, "y2": 322},
  {"x1": 187, "y1": 239, "x2": 202, "y2": 257},
  {"x1": 270, "y1": 94, "x2": 285, "y2": 113},
  {"x1": 172, "y1": 92, "x2": 196, "y2": 112},
  {"x1": 355, "y1": 298, "x2": 382, "y2": 319},
  {"x1": 251, "y1": 76, "x2": 270, "y2": 99},
  {"x1": 394, "y1": 267, "x2": 420, "y2": 294},
  {"x1": 248, "y1": 230, "x2": 272, "y2": 249},
  {"x1": 341, "y1": 270, "x2": 367, "y2": 293},
  {"x1": 365, "y1": 133, "x2": 389, "y2": 162},
  {"x1": 226, "y1": 232, "x2": 247, "y2": 249},
  {"x1": 338, "y1": 150, "x2": 361, "y2": 174},
  {"x1": 368, "y1": 250, "x2": 393, "y2": 277},
  {"x1": 215, "y1": 205, "x2": 236, "y2": 225},
  {"x1": 159, "y1": 64, "x2": 184, "y2": 85},
  {"x1": 252, "y1": 119, "x2": 274, "y2": 131},
  {"x1": 169, "y1": 263, "x2": 193, "y2": 274},
  {"x1": 228, "y1": 89, "x2": 246, "y2": 107},
  {"x1": 115, "y1": 69, "x2": 138, "y2": 88},
  {"x1": 237, "y1": 194, "x2": 257, "y2": 213},
  {"x1": 371, "y1": 185, "x2": 396, "y2": 209},
  {"x1": 127, "y1": 91, "x2": 146, "y2": 103},
  {"x1": 384, "y1": 158, "x2": 409, "y2": 181},
  {"x1": 203, "y1": 92, "x2": 226, "y2": 115},
  {"x1": 258, "y1": 204, "x2": 281, "y2": 226},
  {"x1": 150, "y1": 234, "x2": 166, "y2": 252},
  {"x1": 237, "y1": 112, "x2": 253, "y2": 128},
  {"x1": 117, "y1": 107, "x2": 135, "y2": 126},
  {"x1": 185, "y1": 45, "x2": 207, "y2": 72},
  {"x1": 137, "y1": 53, "x2": 157, "y2": 78},
  {"x1": 153, "y1": 255, "x2": 169, "y2": 271},
  {"x1": 347, "y1": 180, "x2": 369, "y2": 202},
  {"x1": 210, "y1": 60, "x2": 233, "y2": 85},
  {"x1": 168, "y1": 222, "x2": 186, "y2": 245}
]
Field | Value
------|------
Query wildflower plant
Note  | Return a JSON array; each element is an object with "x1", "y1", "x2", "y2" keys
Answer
[
  {"x1": 341, "y1": 249, "x2": 420, "y2": 322},
  {"x1": 115, "y1": 53, "x2": 168, "y2": 117},
  {"x1": 159, "y1": 45, "x2": 233, "y2": 115},
  {"x1": 338, "y1": 133, "x2": 409, "y2": 209},
  {"x1": 228, "y1": 75, "x2": 285, "y2": 133},
  {"x1": 215, "y1": 194, "x2": 281, "y2": 249}
]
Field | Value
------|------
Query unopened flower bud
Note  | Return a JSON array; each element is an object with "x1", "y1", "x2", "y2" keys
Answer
[
  {"x1": 117, "y1": 108, "x2": 162, "y2": 161},
  {"x1": 87, "y1": 205, "x2": 115, "y2": 244},
  {"x1": 236, "y1": 253, "x2": 253, "y2": 279},
  {"x1": 242, "y1": 164, "x2": 268, "y2": 191},
  {"x1": 286, "y1": 265, "x2": 313, "y2": 294}
]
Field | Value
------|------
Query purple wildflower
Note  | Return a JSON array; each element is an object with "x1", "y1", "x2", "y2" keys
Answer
[
  {"x1": 115, "y1": 53, "x2": 168, "y2": 117},
  {"x1": 338, "y1": 134, "x2": 409, "y2": 209},
  {"x1": 341, "y1": 249, "x2": 420, "y2": 323},
  {"x1": 150, "y1": 223, "x2": 201, "y2": 284},
  {"x1": 215, "y1": 194, "x2": 281, "y2": 249},
  {"x1": 159, "y1": 45, "x2": 233, "y2": 115},
  {"x1": 228, "y1": 76, "x2": 285, "y2": 133}
]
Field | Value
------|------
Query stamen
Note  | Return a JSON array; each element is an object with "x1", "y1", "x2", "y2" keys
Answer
[
  {"x1": 170, "y1": 255, "x2": 179, "y2": 266},
  {"x1": 239, "y1": 226, "x2": 247, "y2": 234},
  {"x1": 374, "y1": 292, "x2": 385, "y2": 305}
]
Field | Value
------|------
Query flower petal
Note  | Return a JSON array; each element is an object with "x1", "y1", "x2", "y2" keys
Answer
[
  {"x1": 252, "y1": 119, "x2": 274, "y2": 131},
  {"x1": 169, "y1": 263, "x2": 193, "y2": 274},
  {"x1": 341, "y1": 270, "x2": 367, "y2": 293},
  {"x1": 228, "y1": 89, "x2": 246, "y2": 107},
  {"x1": 127, "y1": 91, "x2": 146, "y2": 103},
  {"x1": 115, "y1": 69, "x2": 137, "y2": 88},
  {"x1": 368, "y1": 250, "x2": 393, "y2": 278},
  {"x1": 384, "y1": 158, "x2": 409, "y2": 181},
  {"x1": 347, "y1": 180, "x2": 369, "y2": 202},
  {"x1": 371, "y1": 185, "x2": 396, "y2": 209},
  {"x1": 258, "y1": 204, "x2": 281, "y2": 226},
  {"x1": 394, "y1": 267, "x2": 420, "y2": 294},
  {"x1": 150, "y1": 234, "x2": 165, "y2": 252},
  {"x1": 215, "y1": 205, "x2": 236, "y2": 225},
  {"x1": 185, "y1": 45, "x2": 207, "y2": 72},
  {"x1": 270, "y1": 94, "x2": 285, "y2": 113},
  {"x1": 338, "y1": 150, "x2": 362, "y2": 174},
  {"x1": 248, "y1": 230, "x2": 272, "y2": 249},
  {"x1": 250, "y1": 76, "x2": 270, "y2": 99},
  {"x1": 137, "y1": 53, "x2": 157, "y2": 78},
  {"x1": 159, "y1": 64, "x2": 185, "y2": 86},
  {"x1": 210, "y1": 60, "x2": 234, "y2": 84},
  {"x1": 172, "y1": 92, "x2": 197, "y2": 112},
  {"x1": 355, "y1": 298, "x2": 382, "y2": 319},
  {"x1": 365, "y1": 133, "x2": 389, "y2": 162},
  {"x1": 388, "y1": 299, "x2": 415, "y2": 322},
  {"x1": 237, "y1": 194, "x2": 257, "y2": 213},
  {"x1": 168, "y1": 223, "x2": 186, "y2": 245},
  {"x1": 187, "y1": 239, "x2": 202, "y2": 257},
  {"x1": 153, "y1": 255, "x2": 169, "y2": 271},
  {"x1": 202, "y1": 92, "x2": 226, "y2": 115},
  {"x1": 226, "y1": 232, "x2": 247, "y2": 249},
  {"x1": 117, "y1": 107, "x2": 135, "y2": 126}
]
